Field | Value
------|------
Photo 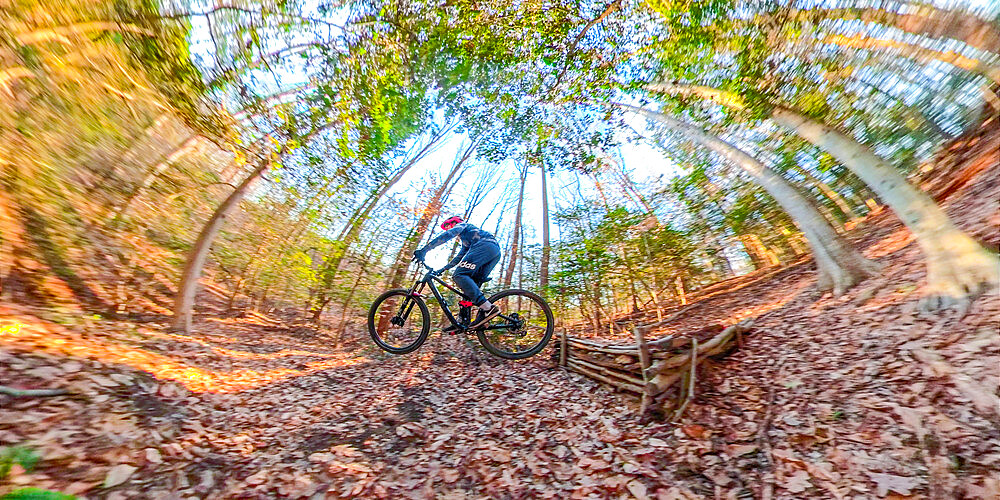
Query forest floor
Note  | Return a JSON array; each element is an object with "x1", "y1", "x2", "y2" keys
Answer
[{"x1": 1, "y1": 123, "x2": 999, "y2": 499}]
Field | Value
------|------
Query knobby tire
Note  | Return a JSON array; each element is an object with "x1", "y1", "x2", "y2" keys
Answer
[
  {"x1": 476, "y1": 289, "x2": 554, "y2": 359},
  {"x1": 368, "y1": 289, "x2": 430, "y2": 354}
]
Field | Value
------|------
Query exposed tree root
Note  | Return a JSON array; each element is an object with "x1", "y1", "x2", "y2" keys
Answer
[{"x1": 918, "y1": 249, "x2": 1000, "y2": 314}]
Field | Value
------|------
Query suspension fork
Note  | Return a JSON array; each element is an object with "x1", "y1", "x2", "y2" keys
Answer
[{"x1": 399, "y1": 281, "x2": 426, "y2": 320}]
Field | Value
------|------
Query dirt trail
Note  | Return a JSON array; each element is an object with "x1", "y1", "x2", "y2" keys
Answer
[{"x1": 1, "y1": 124, "x2": 998, "y2": 498}]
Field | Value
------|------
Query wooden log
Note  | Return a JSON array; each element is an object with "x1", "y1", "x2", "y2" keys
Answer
[
  {"x1": 635, "y1": 326, "x2": 654, "y2": 419},
  {"x1": 559, "y1": 328, "x2": 568, "y2": 367},
  {"x1": 573, "y1": 352, "x2": 637, "y2": 372},
  {"x1": 673, "y1": 337, "x2": 698, "y2": 421},
  {"x1": 566, "y1": 337, "x2": 629, "y2": 348},
  {"x1": 566, "y1": 360, "x2": 644, "y2": 394},
  {"x1": 646, "y1": 343, "x2": 694, "y2": 378},
  {"x1": 567, "y1": 340, "x2": 641, "y2": 355},
  {"x1": 569, "y1": 357, "x2": 645, "y2": 387},
  {"x1": 645, "y1": 323, "x2": 747, "y2": 378},
  {"x1": 568, "y1": 338, "x2": 639, "y2": 350},
  {"x1": 674, "y1": 370, "x2": 689, "y2": 414},
  {"x1": 565, "y1": 324, "x2": 724, "y2": 354},
  {"x1": 648, "y1": 364, "x2": 687, "y2": 394}
]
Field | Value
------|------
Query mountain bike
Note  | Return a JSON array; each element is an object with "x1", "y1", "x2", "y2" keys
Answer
[{"x1": 367, "y1": 259, "x2": 554, "y2": 359}]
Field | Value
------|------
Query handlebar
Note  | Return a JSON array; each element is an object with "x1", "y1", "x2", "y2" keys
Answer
[{"x1": 413, "y1": 257, "x2": 433, "y2": 272}]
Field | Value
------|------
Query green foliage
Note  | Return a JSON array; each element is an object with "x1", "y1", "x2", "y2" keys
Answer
[
  {"x1": 115, "y1": 0, "x2": 225, "y2": 136},
  {"x1": 1, "y1": 489, "x2": 77, "y2": 500},
  {"x1": 0, "y1": 446, "x2": 41, "y2": 478}
]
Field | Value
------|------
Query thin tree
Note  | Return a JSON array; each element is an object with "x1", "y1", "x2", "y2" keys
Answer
[
  {"x1": 172, "y1": 145, "x2": 272, "y2": 331},
  {"x1": 539, "y1": 161, "x2": 551, "y2": 292},
  {"x1": 502, "y1": 162, "x2": 528, "y2": 288}
]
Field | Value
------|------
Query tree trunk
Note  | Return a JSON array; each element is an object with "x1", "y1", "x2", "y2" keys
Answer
[
  {"x1": 539, "y1": 163, "x2": 551, "y2": 292},
  {"x1": 740, "y1": 234, "x2": 780, "y2": 269},
  {"x1": 172, "y1": 154, "x2": 271, "y2": 332},
  {"x1": 674, "y1": 275, "x2": 687, "y2": 305},
  {"x1": 630, "y1": 105, "x2": 880, "y2": 295},
  {"x1": 770, "y1": 106, "x2": 1000, "y2": 307},
  {"x1": 643, "y1": 85, "x2": 999, "y2": 305},
  {"x1": 591, "y1": 279, "x2": 603, "y2": 332},
  {"x1": 503, "y1": 162, "x2": 528, "y2": 289}
]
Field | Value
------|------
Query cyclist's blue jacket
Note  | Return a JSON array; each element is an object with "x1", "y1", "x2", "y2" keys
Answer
[{"x1": 421, "y1": 223, "x2": 497, "y2": 270}]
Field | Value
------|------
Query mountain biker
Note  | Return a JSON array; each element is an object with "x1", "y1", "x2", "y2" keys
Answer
[{"x1": 413, "y1": 216, "x2": 501, "y2": 332}]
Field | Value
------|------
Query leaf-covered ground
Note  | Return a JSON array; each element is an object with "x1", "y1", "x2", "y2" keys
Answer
[{"x1": 1, "y1": 126, "x2": 998, "y2": 499}]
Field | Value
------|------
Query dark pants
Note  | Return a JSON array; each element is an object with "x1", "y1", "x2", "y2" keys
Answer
[{"x1": 452, "y1": 240, "x2": 501, "y2": 305}]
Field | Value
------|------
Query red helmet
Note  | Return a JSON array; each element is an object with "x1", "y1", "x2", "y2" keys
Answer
[{"x1": 441, "y1": 216, "x2": 463, "y2": 230}]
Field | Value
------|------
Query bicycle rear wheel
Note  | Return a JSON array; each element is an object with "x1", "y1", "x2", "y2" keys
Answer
[
  {"x1": 476, "y1": 289, "x2": 554, "y2": 359},
  {"x1": 368, "y1": 289, "x2": 430, "y2": 354}
]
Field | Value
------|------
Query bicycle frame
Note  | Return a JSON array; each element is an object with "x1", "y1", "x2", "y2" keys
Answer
[{"x1": 401, "y1": 262, "x2": 516, "y2": 332}]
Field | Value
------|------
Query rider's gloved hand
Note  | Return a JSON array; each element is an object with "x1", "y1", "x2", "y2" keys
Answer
[
  {"x1": 430, "y1": 268, "x2": 443, "y2": 276},
  {"x1": 413, "y1": 248, "x2": 427, "y2": 261}
]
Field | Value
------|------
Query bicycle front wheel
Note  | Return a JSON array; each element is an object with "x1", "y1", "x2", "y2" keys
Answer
[
  {"x1": 368, "y1": 289, "x2": 430, "y2": 354},
  {"x1": 476, "y1": 289, "x2": 554, "y2": 359}
]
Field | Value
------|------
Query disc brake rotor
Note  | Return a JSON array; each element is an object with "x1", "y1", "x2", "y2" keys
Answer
[{"x1": 508, "y1": 313, "x2": 527, "y2": 338}]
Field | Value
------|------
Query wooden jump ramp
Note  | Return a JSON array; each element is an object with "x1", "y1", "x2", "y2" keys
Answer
[{"x1": 555, "y1": 319, "x2": 755, "y2": 421}]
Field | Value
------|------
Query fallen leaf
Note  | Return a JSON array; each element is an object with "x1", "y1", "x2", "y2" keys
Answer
[
  {"x1": 330, "y1": 460, "x2": 372, "y2": 474},
  {"x1": 26, "y1": 366, "x2": 62, "y2": 379},
  {"x1": 782, "y1": 414, "x2": 803, "y2": 426},
  {"x1": 144, "y1": 448, "x2": 162, "y2": 464},
  {"x1": 64, "y1": 482, "x2": 95, "y2": 495},
  {"x1": 441, "y1": 468, "x2": 460, "y2": 483},
  {"x1": 784, "y1": 469, "x2": 812, "y2": 493},
  {"x1": 308, "y1": 452, "x2": 334, "y2": 463},
  {"x1": 726, "y1": 444, "x2": 758, "y2": 457},
  {"x1": 103, "y1": 464, "x2": 137, "y2": 488},
  {"x1": 681, "y1": 425, "x2": 707, "y2": 439},
  {"x1": 866, "y1": 472, "x2": 921, "y2": 496},
  {"x1": 245, "y1": 470, "x2": 268, "y2": 486},
  {"x1": 332, "y1": 444, "x2": 360, "y2": 457},
  {"x1": 62, "y1": 361, "x2": 83, "y2": 373},
  {"x1": 626, "y1": 479, "x2": 648, "y2": 500},
  {"x1": 648, "y1": 438, "x2": 669, "y2": 447},
  {"x1": 90, "y1": 375, "x2": 119, "y2": 388},
  {"x1": 490, "y1": 448, "x2": 512, "y2": 463}
]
